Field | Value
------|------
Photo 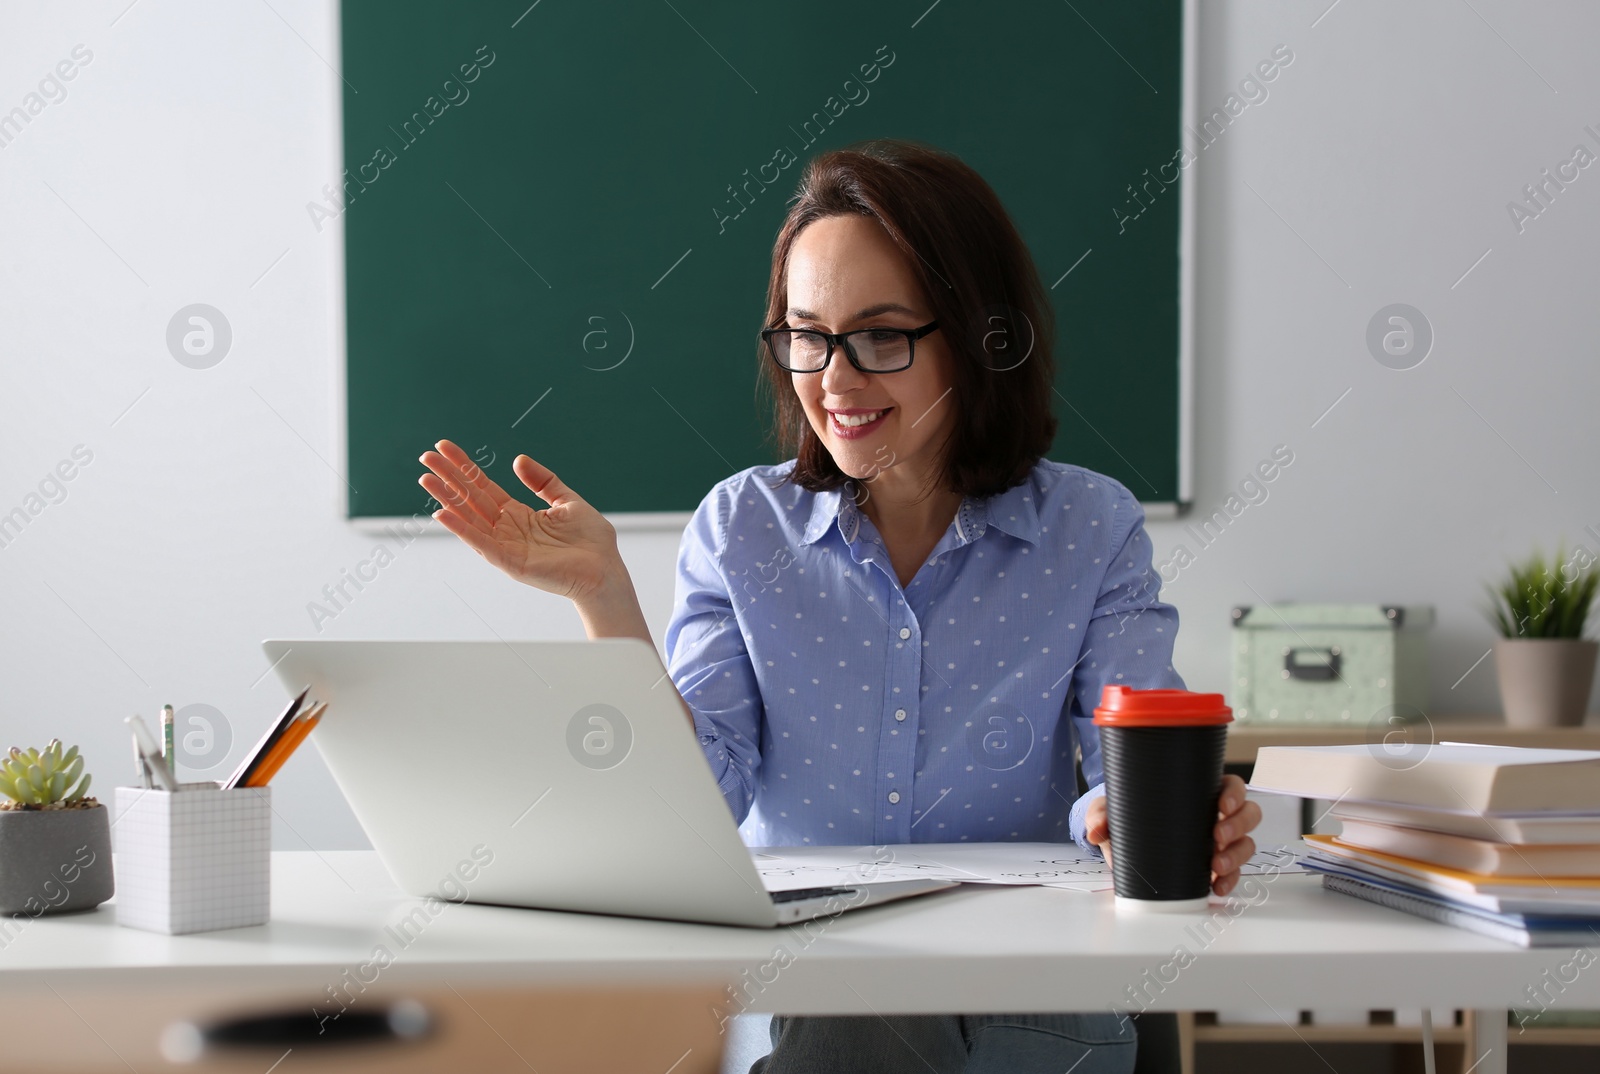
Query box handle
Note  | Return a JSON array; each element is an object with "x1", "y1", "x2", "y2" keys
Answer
[{"x1": 1282, "y1": 646, "x2": 1341, "y2": 681}]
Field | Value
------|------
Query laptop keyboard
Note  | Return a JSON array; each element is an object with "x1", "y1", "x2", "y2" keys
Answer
[{"x1": 769, "y1": 885, "x2": 857, "y2": 904}]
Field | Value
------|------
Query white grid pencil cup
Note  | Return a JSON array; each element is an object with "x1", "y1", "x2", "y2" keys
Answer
[{"x1": 112, "y1": 784, "x2": 271, "y2": 934}]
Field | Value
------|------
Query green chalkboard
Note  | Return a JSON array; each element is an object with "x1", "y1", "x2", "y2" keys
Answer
[{"x1": 341, "y1": 0, "x2": 1185, "y2": 517}]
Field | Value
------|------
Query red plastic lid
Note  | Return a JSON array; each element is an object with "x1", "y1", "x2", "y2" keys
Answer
[{"x1": 1092, "y1": 685, "x2": 1233, "y2": 726}]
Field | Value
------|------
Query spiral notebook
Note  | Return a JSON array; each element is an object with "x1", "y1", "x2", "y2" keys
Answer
[{"x1": 1320, "y1": 871, "x2": 1600, "y2": 948}]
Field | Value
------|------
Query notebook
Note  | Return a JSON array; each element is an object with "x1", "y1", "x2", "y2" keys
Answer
[
  {"x1": 1319, "y1": 871, "x2": 1600, "y2": 948},
  {"x1": 1304, "y1": 834, "x2": 1600, "y2": 915}
]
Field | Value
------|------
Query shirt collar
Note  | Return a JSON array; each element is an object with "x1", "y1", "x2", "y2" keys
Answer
[
  {"x1": 799, "y1": 484, "x2": 850, "y2": 545},
  {"x1": 798, "y1": 473, "x2": 1041, "y2": 547}
]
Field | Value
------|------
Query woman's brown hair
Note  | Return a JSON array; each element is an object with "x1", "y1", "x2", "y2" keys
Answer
[{"x1": 760, "y1": 139, "x2": 1057, "y2": 499}]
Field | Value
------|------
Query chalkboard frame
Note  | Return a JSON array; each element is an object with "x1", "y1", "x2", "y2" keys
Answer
[{"x1": 338, "y1": 0, "x2": 1197, "y2": 533}]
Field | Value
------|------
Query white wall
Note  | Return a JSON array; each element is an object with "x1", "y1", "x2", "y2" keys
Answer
[{"x1": 2, "y1": 0, "x2": 1595, "y2": 849}]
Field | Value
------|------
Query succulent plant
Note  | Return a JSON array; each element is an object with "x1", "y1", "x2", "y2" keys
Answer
[{"x1": 0, "y1": 740, "x2": 92, "y2": 808}]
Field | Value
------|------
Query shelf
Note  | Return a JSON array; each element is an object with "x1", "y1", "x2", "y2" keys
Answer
[
  {"x1": 1224, "y1": 716, "x2": 1600, "y2": 765},
  {"x1": 1196, "y1": 1023, "x2": 1466, "y2": 1044},
  {"x1": 1190, "y1": 1013, "x2": 1600, "y2": 1047},
  {"x1": 1502, "y1": 1026, "x2": 1600, "y2": 1045}
]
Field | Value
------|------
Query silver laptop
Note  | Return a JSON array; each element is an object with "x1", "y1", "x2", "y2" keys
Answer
[{"x1": 260, "y1": 638, "x2": 954, "y2": 927}]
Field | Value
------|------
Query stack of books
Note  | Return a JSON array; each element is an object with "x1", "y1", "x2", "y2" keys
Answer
[{"x1": 1250, "y1": 742, "x2": 1600, "y2": 947}]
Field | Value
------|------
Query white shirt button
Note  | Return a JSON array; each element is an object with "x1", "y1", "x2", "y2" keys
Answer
[
  {"x1": 898, "y1": 627, "x2": 911, "y2": 639},
  {"x1": 894, "y1": 708, "x2": 907, "y2": 722},
  {"x1": 887, "y1": 791, "x2": 901, "y2": 804}
]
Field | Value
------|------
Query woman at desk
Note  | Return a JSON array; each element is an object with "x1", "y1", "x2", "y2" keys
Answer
[{"x1": 419, "y1": 139, "x2": 1261, "y2": 1074}]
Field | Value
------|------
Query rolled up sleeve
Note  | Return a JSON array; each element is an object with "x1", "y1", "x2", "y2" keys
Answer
[
  {"x1": 664, "y1": 487, "x2": 763, "y2": 824},
  {"x1": 1066, "y1": 486, "x2": 1186, "y2": 851}
]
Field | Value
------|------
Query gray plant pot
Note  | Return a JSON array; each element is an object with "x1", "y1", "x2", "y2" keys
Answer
[
  {"x1": 1494, "y1": 638, "x2": 1600, "y2": 728},
  {"x1": 0, "y1": 803, "x2": 115, "y2": 916}
]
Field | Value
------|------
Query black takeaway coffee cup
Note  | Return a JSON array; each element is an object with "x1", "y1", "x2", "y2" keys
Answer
[{"x1": 1092, "y1": 685, "x2": 1233, "y2": 912}]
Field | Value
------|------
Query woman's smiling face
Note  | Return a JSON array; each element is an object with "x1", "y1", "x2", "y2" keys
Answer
[{"x1": 785, "y1": 214, "x2": 956, "y2": 487}]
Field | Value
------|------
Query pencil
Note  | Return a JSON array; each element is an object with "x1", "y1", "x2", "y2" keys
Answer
[
  {"x1": 245, "y1": 704, "x2": 317, "y2": 788},
  {"x1": 161, "y1": 704, "x2": 175, "y2": 764},
  {"x1": 226, "y1": 686, "x2": 309, "y2": 790},
  {"x1": 248, "y1": 704, "x2": 324, "y2": 787},
  {"x1": 248, "y1": 708, "x2": 320, "y2": 788}
]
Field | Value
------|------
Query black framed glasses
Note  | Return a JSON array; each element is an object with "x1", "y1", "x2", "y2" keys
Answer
[{"x1": 762, "y1": 321, "x2": 939, "y2": 374}]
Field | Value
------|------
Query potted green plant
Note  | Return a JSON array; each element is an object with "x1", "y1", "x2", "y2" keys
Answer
[
  {"x1": 0, "y1": 741, "x2": 114, "y2": 915},
  {"x1": 1485, "y1": 547, "x2": 1600, "y2": 727}
]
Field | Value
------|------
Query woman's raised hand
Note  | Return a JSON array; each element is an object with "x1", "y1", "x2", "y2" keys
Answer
[{"x1": 418, "y1": 440, "x2": 627, "y2": 608}]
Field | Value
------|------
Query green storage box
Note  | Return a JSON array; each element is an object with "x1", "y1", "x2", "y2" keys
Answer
[{"x1": 1230, "y1": 604, "x2": 1433, "y2": 725}]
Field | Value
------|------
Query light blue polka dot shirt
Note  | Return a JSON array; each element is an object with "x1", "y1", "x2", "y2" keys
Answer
[{"x1": 665, "y1": 458, "x2": 1184, "y2": 851}]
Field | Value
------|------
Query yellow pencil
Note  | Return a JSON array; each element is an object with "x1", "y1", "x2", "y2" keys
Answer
[
  {"x1": 248, "y1": 703, "x2": 324, "y2": 787},
  {"x1": 244, "y1": 714, "x2": 306, "y2": 788}
]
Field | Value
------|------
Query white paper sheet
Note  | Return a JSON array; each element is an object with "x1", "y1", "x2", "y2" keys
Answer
[
  {"x1": 748, "y1": 843, "x2": 1309, "y2": 891},
  {"x1": 749, "y1": 846, "x2": 978, "y2": 891},
  {"x1": 1040, "y1": 844, "x2": 1312, "y2": 893}
]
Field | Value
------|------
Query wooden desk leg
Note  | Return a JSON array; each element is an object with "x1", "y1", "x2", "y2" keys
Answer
[
  {"x1": 1177, "y1": 1011, "x2": 1195, "y2": 1074},
  {"x1": 1464, "y1": 1008, "x2": 1507, "y2": 1074}
]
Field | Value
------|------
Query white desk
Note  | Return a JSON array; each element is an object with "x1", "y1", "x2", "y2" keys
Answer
[{"x1": 6, "y1": 852, "x2": 1593, "y2": 1074}]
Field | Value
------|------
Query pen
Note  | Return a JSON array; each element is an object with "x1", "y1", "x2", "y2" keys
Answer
[
  {"x1": 161, "y1": 704, "x2": 175, "y2": 766},
  {"x1": 127, "y1": 714, "x2": 178, "y2": 791},
  {"x1": 133, "y1": 729, "x2": 151, "y2": 789}
]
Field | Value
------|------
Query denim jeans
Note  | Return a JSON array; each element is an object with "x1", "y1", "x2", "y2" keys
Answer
[{"x1": 749, "y1": 1011, "x2": 1136, "y2": 1074}]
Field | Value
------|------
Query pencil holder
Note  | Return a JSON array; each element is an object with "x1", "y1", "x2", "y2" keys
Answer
[{"x1": 111, "y1": 784, "x2": 271, "y2": 934}]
